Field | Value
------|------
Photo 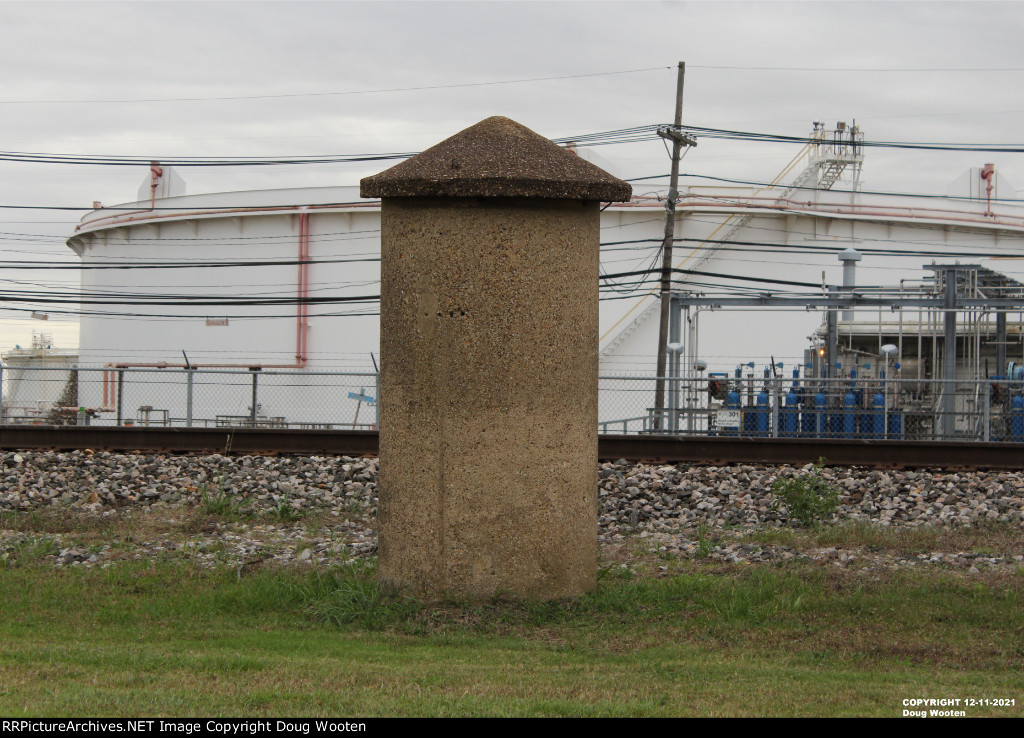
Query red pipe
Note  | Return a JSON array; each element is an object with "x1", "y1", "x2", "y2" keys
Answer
[
  {"x1": 981, "y1": 163, "x2": 995, "y2": 217},
  {"x1": 149, "y1": 162, "x2": 163, "y2": 210}
]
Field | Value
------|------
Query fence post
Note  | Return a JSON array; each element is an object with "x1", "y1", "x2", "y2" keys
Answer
[
  {"x1": 982, "y1": 381, "x2": 991, "y2": 442},
  {"x1": 375, "y1": 371, "x2": 380, "y2": 430},
  {"x1": 771, "y1": 378, "x2": 780, "y2": 438},
  {"x1": 250, "y1": 369, "x2": 259, "y2": 427},
  {"x1": 0, "y1": 363, "x2": 4, "y2": 423},
  {"x1": 186, "y1": 369, "x2": 194, "y2": 427},
  {"x1": 116, "y1": 369, "x2": 124, "y2": 426}
]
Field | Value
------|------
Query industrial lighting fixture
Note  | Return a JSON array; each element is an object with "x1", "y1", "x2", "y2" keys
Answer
[{"x1": 30, "y1": 311, "x2": 48, "y2": 321}]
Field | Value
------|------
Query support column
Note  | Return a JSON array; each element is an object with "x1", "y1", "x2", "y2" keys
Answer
[
  {"x1": 838, "y1": 248, "x2": 861, "y2": 323},
  {"x1": 116, "y1": 369, "x2": 124, "y2": 427},
  {"x1": 826, "y1": 288, "x2": 839, "y2": 380},
  {"x1": 362, "y1": 116, "x2": 631, "y2": 600},
  {"x1": 250, "y1": 369, "x2": 260, "y2": 427},
  {"x1": 668, "y1": 294, "x2": 682, "y2": 433},
  {"x1": 942, "y1": 270, "x2": 958, "y2": 439},
  {"x1": 996, "y1": 311, "x2": 1007, "y2": 375},
  {"x1": 186, "y1": 369, "x2": 194, "y2": 427}
]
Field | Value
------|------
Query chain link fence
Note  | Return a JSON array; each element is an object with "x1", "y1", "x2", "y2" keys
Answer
[
  {"x1": 599, "y1": 374, "x2": 1024, "y2": 442},
  {"x1": 3, "y1": 365, "x2": 1024, "y2": 443},
  {"x1": 0, "y1": 365, "x2": 379, "y2": 430}
]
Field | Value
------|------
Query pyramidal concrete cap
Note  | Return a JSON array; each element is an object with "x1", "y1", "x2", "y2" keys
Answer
[{"x1": 360, "y1": 116, "x2": 632, "y2": 202}]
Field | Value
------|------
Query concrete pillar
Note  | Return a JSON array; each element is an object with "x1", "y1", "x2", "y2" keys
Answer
[{"x1": 361, "y1": 116, "x2": 631, "y2": 600}]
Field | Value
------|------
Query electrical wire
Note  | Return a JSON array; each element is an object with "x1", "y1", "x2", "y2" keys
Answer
[
  {"x1": 674, "y1": 173, "x2": 1024, "y2": 204},
  {"x1": 0, "y1": 256, "x2": 380, "y2": 270},
  {"x1": 691, "y1": 65, "x2": 1024, "y2": 72},
  {"x1": 0, "y1": 116, "x2": 1020, "y2": 184},
  {"x1": 0, "y1": 125, "x2": 662, "y2": 170},
  {"x1": 0, "y1": 67, "x2": 671, "y2": 105},
  {"x1": 0, "y1": 267, "x2": 853, "y2": 314},
  {"x1": 0, "y1": 152, "x2": 416, "y2": 167},
  {"x1": 679, "y1": 124, "x2": 1024, "y2": 153}
]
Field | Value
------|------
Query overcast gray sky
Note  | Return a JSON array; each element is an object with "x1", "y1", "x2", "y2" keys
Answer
[{"x1": 2, "y1": 0, "x2": 1023, "y2": 350}]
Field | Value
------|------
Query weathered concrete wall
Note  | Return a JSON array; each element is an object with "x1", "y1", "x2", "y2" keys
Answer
[{"x1": 378, "y1": 197, "x2": 599, "y2": 599}]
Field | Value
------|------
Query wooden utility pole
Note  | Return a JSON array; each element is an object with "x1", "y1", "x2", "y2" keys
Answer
[{"x1": 653, "y1": 62, "x2": 697, "y2": 429}]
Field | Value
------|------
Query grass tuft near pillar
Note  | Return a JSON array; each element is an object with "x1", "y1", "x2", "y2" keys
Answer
[{"x1": 361, "y1": 116, "x2": 631, "y2": 599}]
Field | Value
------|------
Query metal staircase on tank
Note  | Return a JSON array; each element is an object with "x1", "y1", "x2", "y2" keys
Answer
[
  {"x1": 600, "y1": 121, "x2": 865, "y2": 359},
  {"x1": 818, "y1": 160, "x2": 848, "y2": 191}
]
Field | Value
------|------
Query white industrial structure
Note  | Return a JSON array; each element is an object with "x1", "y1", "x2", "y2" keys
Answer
[
  {"x1": 599, "y1": 123, "x2": 1024, "y2": 374},
  {"x1": 58, "y1": 124, "x2": 1024, "y2": 426},
  {"x1": 0, "y1": 333, "x2": 78, "y2": 423}
]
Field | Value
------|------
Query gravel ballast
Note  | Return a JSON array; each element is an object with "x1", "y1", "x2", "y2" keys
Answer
[{"x1": 2, "y1": 450, "x2": 1022, "y2": 573}]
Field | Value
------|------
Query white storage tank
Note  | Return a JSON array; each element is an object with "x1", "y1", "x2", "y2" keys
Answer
[{"x1": 66, "y1": 148, "x2": 1024, "y2": 428}]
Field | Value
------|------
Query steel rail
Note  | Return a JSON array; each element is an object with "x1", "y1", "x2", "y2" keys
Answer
[
  {"x1": 0, "y1": 426, "x2": 379, "y2": 457},
  {"x1": 1, "y1": 426, "x2": 1023, "y2": 470},
  {"x1": 597, "y1": 435, "x2": 1024, "y2": 470}
]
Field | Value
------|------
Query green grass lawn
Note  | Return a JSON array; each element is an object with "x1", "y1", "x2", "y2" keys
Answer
[{"x1": 2, "y1": 558, "x2": 1022, "y2": 717}]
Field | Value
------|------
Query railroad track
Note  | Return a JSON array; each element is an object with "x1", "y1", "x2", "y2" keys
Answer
[{"x1": 1, "y1": 425, "x2": 1022, "y2": 471}]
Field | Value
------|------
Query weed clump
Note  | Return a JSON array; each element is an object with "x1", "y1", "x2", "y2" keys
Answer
[
  {"x1": 269, "y1": 494, "x2": 303, "y2": 522},
  {"x1": 200, "y1": 482, "x2": 240, "y2": 517},
  {"x1": 299, "y1": 561, "x2": 418, "y2": 629},
  {"x1": 696, "y1": 520, "x2": 713, "y2": 559},
  {"x1": 771, "y1": 458, "x2": 840, "y2": 527}
]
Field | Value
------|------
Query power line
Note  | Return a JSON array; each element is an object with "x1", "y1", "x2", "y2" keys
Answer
[
  {"x1": 691, "y1": 64, "x2": 1024, "y2": 72},
  {"x1": 0, "y1": 267, "x2": 848, "y2": 312},
  {"x1": 0, "y1": 152, "x2": 415, "y2": 167},
  {"x1": 0, "y1": 67, "x2": 670, "y2": 105},
  {"x1": 0, "y1": 234, "x2": 1020, "y2": 275},
  {"x1": 0, "y1": 200, "x2": 373, "y2": 211},
  {"x1": 0, "y1": 304, "x2": 381, "y2": 321},
  {"x1": 2, "y1": 214, "x2": 664, "y2": 249},
  {"x1": 0, "y1": 292, "x2": 381, "y2": 307},
  {"x1": 680, "y1": 124, "x2": 1024, "y2": 153},
  {"x1": 678, "y1": 212, "x2": 1024, "y2": 255},
  {"x1": 674, "y1": 173, "x2": 1024, "y2": 204},
  {"x1": 0, "y1": 256, "x2": 380, "y2": 270},
  {"x1": 0, "y1": 117, "x2": 1020, "y2": 185},
  {"x1": 0, "y1": 126, "x2": 662, "y2": 169}
]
